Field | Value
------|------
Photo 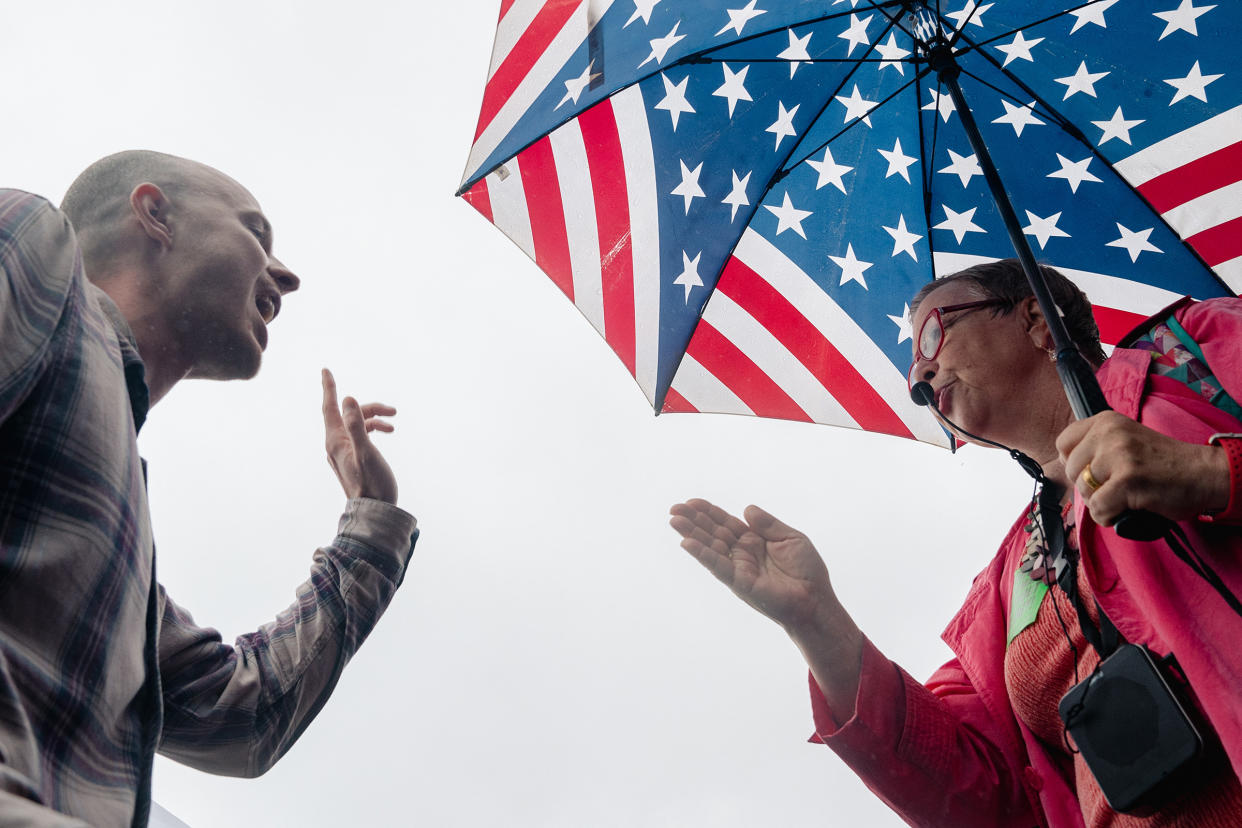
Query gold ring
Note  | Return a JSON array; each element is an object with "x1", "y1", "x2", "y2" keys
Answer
[{"x1": 1080, "y1": 464, "x2": 1102, "y2": 493}]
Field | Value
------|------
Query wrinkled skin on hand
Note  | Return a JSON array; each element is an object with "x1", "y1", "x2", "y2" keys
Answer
[
  {"x1": 321, "y1": 368, "x2": 398, "y2": 505},
  {"x1": 669, "y1": 498, "x2": 864, "y2": 722},
  {"x1": 669, "y1": 499, "x2": 835, "y2": 634},
  {"x1": 1057, "y1": 411, "x2": 1229, "y2": 526}
]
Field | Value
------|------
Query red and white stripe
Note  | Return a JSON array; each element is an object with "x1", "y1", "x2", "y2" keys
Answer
[
  {"x1": 932, "y1": 252, "x2": 1183, "y2": 347},
  {"x1": 665, "y1": 230, "x2": 951, "y2": 446},
  {"x1": 461, "y1": 85, "x2": 663, "y2": 403},
  {"x1": 1113, "y1": 104, "x2": 1242, "y2": 293},
  {"x1": 661, "y1": 242, "x2": 1184, "y2": 447},
  {"x1": 462, "y1": 0, "x2": 616, "y2": 189}
]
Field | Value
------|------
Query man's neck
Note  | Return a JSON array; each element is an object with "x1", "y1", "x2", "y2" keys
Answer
[{"x1": 90, "y1": 276, "x2": 187, "y2": 408}]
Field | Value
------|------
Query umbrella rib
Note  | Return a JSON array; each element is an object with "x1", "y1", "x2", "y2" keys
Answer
[
  {"x1": 458, "y1": 0, "x2": 910, "y2": 195},
  {"x1": 951, "y1": 22, "x2": 1236, "y2": 299},
  {"x1": 780, "y1": 70, "x2": 927, "y2": 176},
  {"x1": 686, "y1": 1, "x2": 907, "y2": 66},
  {"x1": 942, "y1": 0, "x2": 1077, "y2": 52},
  {"x1": 953, "y1": 7, "x2": 1086, "y2": 53},
  {"x1": 944, "y1": 0, "x2": 983, "y2": 51},
  {"x1": 956, "y1": 67, "x2": 1075, "y2": 134},
  {"x1": 775, "y1": 0, "x2": 938, "y2": 173},
  {"x1": 657, "y1": 10, "x2": 922, "y2": 410},
  {"x1": 942, "y1": 1, "x2": 1128, "y2": 55},
  {"x1": 773, "y1": 12, "x2": 906, "y2": 176},
  {"x1": 691, "y1": 57, "x2": 911, "y2": 64},
  {"x1": 918, "y1": 74, "x2": 941, "y2": 270},
  {"x1": 952, "y1": 29, "x2": 1081, "y2": 136}
]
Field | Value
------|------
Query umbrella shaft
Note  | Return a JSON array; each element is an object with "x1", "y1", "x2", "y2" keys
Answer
[
  {"x1": 935, "y1": 58, "x2": 1167, "y2": 538},
  {"x1": 935, "y1": 65, "x2": 1110, "y2": 420}
]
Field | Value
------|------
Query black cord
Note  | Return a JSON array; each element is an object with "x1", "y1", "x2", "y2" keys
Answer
[
  {"x1": 1032, "y1": 478, "x2": 1082, "y2": 686},
  {"x1": 1164, "y1": 523, "x2": 1242, "y2": 617}
]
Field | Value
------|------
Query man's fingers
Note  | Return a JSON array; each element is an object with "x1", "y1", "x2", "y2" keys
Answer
[
  {"x1": 359, "y1": 403, "x2": 397, "y2": 417},
  {"x1": 342, "y1": 396, "x2": 371, "y2": 446},
  {"x1": 321, "y1": 368, "x2": 344, "y2": 430},
  {"x1": 326, "y1": 382, "x2": 398, "y2": 439}
]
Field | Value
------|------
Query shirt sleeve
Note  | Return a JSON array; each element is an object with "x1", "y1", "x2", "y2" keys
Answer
[
  {"x1": 807, "y1": 639, "x2": 1039, "y2": 828},
  {"x1": 155, "y1": 498, "x2": 418, "y2": 777},
  {"x1": 0, "y1": 791, "x2": 90, "y2": 827},
  {"x1": 0, "y1": 191, "x2": 80, "y2": 424}
]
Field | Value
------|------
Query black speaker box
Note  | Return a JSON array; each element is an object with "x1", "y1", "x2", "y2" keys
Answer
[{"x1": 1059, "y1": 643, "x2": 1203, "y2": 814}]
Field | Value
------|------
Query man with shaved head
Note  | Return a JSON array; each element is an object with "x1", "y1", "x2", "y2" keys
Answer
[{"x1": 0, "y1": 152, "x2": 418, "y2": 826}]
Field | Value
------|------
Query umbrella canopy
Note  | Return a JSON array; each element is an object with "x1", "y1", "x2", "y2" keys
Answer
[{"x1": 458, "y1": 0, "x2": 1239, "y2": 448}]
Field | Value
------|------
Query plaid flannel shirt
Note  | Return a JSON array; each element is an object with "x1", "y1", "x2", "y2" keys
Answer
[{"x1": 0, "y1": 190, "x2": 418, "y2": 826}]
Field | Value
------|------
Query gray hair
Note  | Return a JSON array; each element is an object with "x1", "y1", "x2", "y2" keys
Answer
[{"x1": 910, "y1": 258, "x2": 1107, "y2": 366}]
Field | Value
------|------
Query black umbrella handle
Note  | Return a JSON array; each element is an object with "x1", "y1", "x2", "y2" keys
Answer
[
  {"x1": 1112, "y1": 511, "x2": 1169, "y2": 541},
  {"x1": 1057, "y1": 350, "x2": 1167, "y2": 539},
  {"x1": 1053, "y1": 348, "x2": 1110, "y2": 421},
  {"x1": 929, "y1": 45, "x2": 1169, "y2": 542}
]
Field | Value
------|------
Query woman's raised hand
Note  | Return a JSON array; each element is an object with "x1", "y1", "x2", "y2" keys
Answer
[
  {"x1": 669, "y1": 499, "x2": 835, "y2": 634},
  {"x1": 669, "y1": 498, "x2": 865, "y2": 721}
]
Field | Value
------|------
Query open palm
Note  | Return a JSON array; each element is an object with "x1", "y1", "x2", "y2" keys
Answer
[{"x1": 669, "y1": 498, "x2": 833, "y2": 633}]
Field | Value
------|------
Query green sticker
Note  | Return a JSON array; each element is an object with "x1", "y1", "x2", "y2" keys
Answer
[{"x1": 1007, "y1": 572, "x2": 1049, "y2": 646}]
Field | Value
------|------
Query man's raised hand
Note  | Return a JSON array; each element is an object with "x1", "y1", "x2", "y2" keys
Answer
[{"x1": 321, "y1": 368, "x2": 398, "y2": 505}]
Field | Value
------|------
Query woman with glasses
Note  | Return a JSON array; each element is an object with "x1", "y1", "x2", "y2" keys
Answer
[{"x1": 671, "y1": 258, "x2": 1242, "y2": 826}]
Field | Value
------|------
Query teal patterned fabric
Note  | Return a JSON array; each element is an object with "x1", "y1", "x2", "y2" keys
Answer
[{"x1": 1130, "y1": 317, "x2": 1242, "y2": 421}]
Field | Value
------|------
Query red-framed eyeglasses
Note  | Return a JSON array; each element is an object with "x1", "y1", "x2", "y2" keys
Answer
[{"x1": 907, "y1": 299, "x2": 1008, "y2": 388}]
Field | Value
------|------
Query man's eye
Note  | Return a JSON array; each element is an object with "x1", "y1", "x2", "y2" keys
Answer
[{"x1": 248, "y1": 225, "x2": 270, "y2": 248}]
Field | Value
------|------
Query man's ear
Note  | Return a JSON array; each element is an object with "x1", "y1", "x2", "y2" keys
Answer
[{"x1": 130, "y1": 183, "x2": 173, "y2": 249}]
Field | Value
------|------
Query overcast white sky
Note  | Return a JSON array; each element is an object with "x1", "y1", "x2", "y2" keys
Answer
[{"x1": 4, "y1": 3, "x2": 1037, "y2": 825}]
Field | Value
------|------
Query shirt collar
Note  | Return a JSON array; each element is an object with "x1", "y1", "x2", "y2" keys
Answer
[{"x1": 90, "y1": 285, "x2": 151, "y2": 434}]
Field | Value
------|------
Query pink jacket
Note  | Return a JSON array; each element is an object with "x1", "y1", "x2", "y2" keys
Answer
[{"x1": 811, "y1": 297, "x2": 1242, "y2": 827}]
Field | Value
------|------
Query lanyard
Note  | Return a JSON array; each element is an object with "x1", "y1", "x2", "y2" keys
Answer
[{"x1": 1037, "y1": 481, "x2": 1124, "y2": 658}]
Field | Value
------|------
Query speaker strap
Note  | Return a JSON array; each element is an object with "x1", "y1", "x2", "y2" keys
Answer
[{"x1": 1043, "y1": 481, "x2": 1124, "y2": 659}]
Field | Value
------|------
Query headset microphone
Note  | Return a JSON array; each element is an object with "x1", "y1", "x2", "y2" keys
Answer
[
  {"x1": 910, "y1": 381, "x2": 1045, "y2": 481},
  {"x1": 910, "y1": 381, "x2": 935, "y2": 408}
]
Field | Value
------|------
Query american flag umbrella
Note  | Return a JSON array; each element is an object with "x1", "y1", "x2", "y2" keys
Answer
[{"x1": 458, "y1": 0, "x2": 1239, "y2": 449}]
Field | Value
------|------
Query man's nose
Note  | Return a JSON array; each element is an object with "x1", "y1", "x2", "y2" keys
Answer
[{"x1": 268, "y1": 257, "x2": 300, "y2": 295}]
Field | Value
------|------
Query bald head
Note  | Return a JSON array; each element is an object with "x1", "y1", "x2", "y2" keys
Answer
[
  {"x1": 56, "y1": 150, "x2": 299, "y2": 402},
  {"x1": 61, "y1": 150, "x2": 252, "y2": 277}
]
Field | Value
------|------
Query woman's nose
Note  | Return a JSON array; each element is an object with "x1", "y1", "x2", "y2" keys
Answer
[{"x1": 909, "y1": 355, "x2": 936, "y2": 386}]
